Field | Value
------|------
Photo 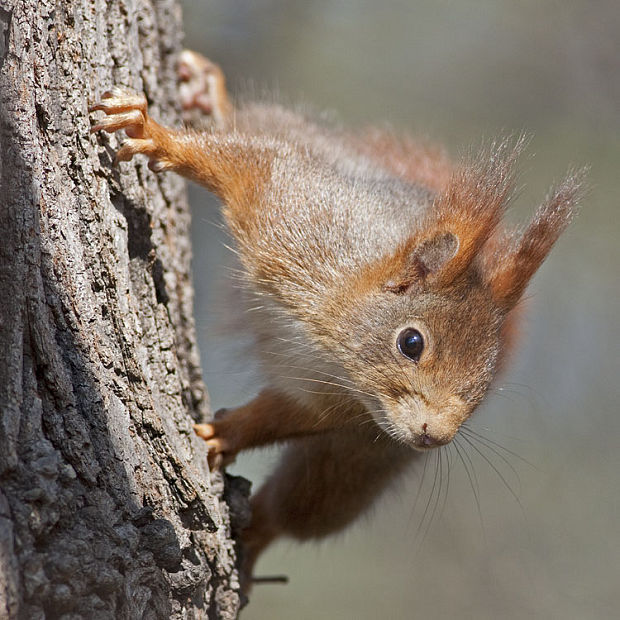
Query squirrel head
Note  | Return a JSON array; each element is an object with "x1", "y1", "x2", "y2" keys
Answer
[{"x1": 320, "y1": 139, "x2": 584, "y2": 450}]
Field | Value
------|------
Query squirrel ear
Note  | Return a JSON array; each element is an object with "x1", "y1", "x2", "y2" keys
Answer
[
  {"x1": 412, "y1": 232, "x2": 460, "y2": 277},
  {"x1": 384, "y1": 137, "x2": 525, "y2": 294},
  {"x1": 383, "y1": 231, "x2": 459, "y2": 293},
  {"x1": 484, "y1": 170, "x2": 585, "y2": 308}
]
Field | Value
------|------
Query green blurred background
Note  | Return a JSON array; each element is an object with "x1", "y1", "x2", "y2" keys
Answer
[{"x1": 182, "y1": 1, "x2": 619, "y2": 618}]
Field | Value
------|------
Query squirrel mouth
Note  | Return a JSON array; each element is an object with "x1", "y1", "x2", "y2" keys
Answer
[
  {"x1": 411, "y1": 421, "x2": 452, "y2": 449},
  {"x1": 372, "y1": 412, "x2": 451, "y2": 450},
  {"x1": 411, "y1": 430, "x2": 450, "y2": 450}
]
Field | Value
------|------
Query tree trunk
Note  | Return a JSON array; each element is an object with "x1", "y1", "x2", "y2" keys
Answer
[{"x1": 0, "y1": 1, "x2": 248, "y2": 617}]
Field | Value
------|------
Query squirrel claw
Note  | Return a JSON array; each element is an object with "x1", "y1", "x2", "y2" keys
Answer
[
  {"x1": 206, "y1": 437, "x2": 235, "y2": 469},
  {"x1": 89, "y1": 109, "x2": 143, "y2": 136},
  {"x1": 89, "y1": 87, "x2": 148, "y2": 137},
  {"x1": 90, "y1": 87, "x2": 167, "y2": 168},
  {"x1": 193, "y1": 423, "x2": 215, "y2": 440},
  {"x1": 89, "y1": 86, "x2": 147, "y2": 115},
  {"x1": 193, "y1": 423, "x2": 235, "y2": 469}
]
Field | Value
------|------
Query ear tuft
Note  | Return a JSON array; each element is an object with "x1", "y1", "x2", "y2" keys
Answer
[
  {"x1": 484, "y1": 167, "x2": 587, "y2": 308},
  {"x1": 422, "y1": 135, "x2": 526, "y2": 286}
]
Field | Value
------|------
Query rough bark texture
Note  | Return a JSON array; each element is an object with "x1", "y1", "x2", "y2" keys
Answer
[{"x1": 0, "y1": 1, "x2": 248, "y2": 618}]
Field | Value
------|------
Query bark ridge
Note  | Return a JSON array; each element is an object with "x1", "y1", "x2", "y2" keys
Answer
[{"x1": 0, "y1": 1, "x2": 247, "y2": 617}]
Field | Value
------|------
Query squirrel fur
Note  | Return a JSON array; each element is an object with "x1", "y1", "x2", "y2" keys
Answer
[{"x1": 90, "y1": 51, "x2": 583, "y2": 592}]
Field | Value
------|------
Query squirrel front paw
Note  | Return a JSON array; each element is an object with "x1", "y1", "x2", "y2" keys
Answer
[
  {"x1": 194, "y1": 412, "x2": 237, "y2": 469},
  {"x1": 90, "y1": 87, "x2": 171, "y2": 172},
  {"x1": 177, "y1": 50, "x2": 231, "y2": 128}
]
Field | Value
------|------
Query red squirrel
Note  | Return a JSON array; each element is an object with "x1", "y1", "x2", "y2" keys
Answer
[{"x1": 90, "y1": 51, "x2": 583, "y2": 592}]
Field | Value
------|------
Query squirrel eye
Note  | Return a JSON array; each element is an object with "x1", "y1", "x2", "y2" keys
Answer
[{"x1": 397, "y1": 328, "x2": 424, "y2": 362}]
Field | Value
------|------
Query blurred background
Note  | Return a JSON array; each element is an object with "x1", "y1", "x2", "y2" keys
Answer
[{"x1": 181, "y1": 1, "x2": 619, "y2": 618}]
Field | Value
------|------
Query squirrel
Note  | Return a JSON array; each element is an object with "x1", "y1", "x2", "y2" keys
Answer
[{"x1": 90, "y1": 50, "x2": 583, "y2": 593}]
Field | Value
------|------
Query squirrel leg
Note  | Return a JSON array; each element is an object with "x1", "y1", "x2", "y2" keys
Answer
[
  {"x1": 240, "y1": 428, "x2": 415, "y2": 593},
  {"x1": 177, "y1": 50, "x2": 232, "y2": 129},
  {"x1": 193, "y1": 388, "x2": 349, "y2": 469},
  {"x1": 90, "y1": 87, "x2": 272, "y2": 202}
]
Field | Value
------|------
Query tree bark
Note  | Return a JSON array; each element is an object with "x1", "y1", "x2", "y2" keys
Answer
[{"x1": 0, "y1": 1, "x2": 248, "y2": 618}]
